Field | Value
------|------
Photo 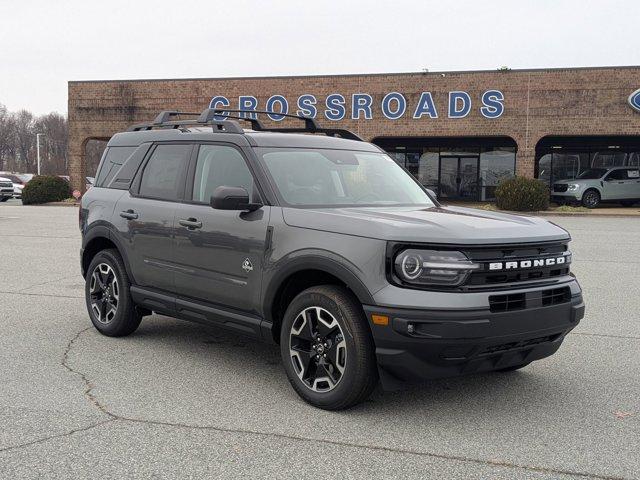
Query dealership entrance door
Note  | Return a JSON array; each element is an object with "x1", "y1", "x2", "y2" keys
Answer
[{"x1": 439, "y1": 156, "x2": 479, "y2": 200}]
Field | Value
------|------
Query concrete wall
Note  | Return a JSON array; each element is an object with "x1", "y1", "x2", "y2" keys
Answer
[{"x1": 68, "y1": 67, "x2": 640, "y2": 192}]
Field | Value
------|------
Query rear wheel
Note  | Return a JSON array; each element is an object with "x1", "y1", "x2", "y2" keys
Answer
[
  {"x1": 280, "y1": 285, "x2": 378, "y2": 410},
  {"x1": 0, "y1": 197, "x2": 9, "y2": 202},
  {"x1": 85, "y1": 249, "x2": 142, "y2": 337},
  {"x1": 581, "y1": 189, "x2": 600, "y2": 208}
]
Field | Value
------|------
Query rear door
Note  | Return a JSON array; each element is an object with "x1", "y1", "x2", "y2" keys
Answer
[
  {"x1": 114, "y1": 143, "x2": 192, "y2": 293},
  {"x1": 602, "y1": 169, "x2": 628, "y2": 199},
  {"x1": 624, "y1": 168, "x2": 640, "y2": 198},
  {"x1": 172, "y1": 143, "x2": 270, "y2": 316}
]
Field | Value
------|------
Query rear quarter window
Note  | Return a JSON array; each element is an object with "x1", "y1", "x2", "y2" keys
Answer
[{"x1": 94, "y1": 147, "x2": 137, "y2": 188}]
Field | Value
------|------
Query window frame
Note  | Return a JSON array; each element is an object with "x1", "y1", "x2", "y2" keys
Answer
[
  {"x1": 183, "y1": 142, "x2": 267, "y2": 207},
  {"x1": 604, "y1": 168, "x2": 628, "y2": 181},
  {"x1": 130, "y1": 142, "x2": 194, "y2": 203}
]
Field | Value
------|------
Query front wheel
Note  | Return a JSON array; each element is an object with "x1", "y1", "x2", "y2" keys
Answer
[
  {"x1": 85, "y1": 249, "x2": 142, "y2": 337},
  {"x1": 581, "y1": 189, "x2": 600, "y2": 209},
  {"x1": 280, "y1": 285, "x2": 378, "y2": 410}
]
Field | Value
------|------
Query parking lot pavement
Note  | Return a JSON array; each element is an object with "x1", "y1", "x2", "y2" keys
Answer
[{"x1": 0, "y1": 205, "x2": 638, "y2": 480}]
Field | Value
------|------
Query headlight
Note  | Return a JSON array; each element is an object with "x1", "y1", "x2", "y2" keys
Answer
[
  {"x1": 394, "y1": 249, "x2": 481, "y2": 287},
  {"x1": 567, "y1": 184, "x2": 580, "y2": 191}
]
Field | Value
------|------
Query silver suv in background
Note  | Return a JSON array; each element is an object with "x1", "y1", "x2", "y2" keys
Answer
[
  {"x1": 0, "y1": 177, "x2": 14, "y2": 202},
  {"x1": 552, "y1": 166, "x2": 640, "y2": 208}
]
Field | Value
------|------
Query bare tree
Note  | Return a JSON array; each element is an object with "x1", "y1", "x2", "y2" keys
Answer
[
  {"x1": 13, "y1": 110, "x2": 36, "y2": 172},
  {"x1": 0, "y1": 104, "x2": 69, "y2": 175},
  {"x1": 34, "y1": 113, "x2": 68, "y2": 175}
]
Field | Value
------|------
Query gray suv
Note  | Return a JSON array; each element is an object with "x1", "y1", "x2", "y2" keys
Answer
[
  {"x1": 552, "y1": 166, "x2": 640, "y2": 208},
  {"x1": 80, "y1": 109, "x2": 585, "y2": 410}
]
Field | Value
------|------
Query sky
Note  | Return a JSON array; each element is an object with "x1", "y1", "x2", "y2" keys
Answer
[{"x1": 0, "y1": 0, "x2": 638, "y2": 115}]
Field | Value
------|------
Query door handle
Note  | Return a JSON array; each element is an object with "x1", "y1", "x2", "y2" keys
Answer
[
  {"x1": 179, "y1": 218, "x2": 203, "y2": 230},
  {"x1": 119, "y1": 209, "x2": 138, "y2": 220}
]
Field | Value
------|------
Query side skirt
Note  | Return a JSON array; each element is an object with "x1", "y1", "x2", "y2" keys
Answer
[{"x1": 130, "y1": 285, "x2": 273, "y2": 341}]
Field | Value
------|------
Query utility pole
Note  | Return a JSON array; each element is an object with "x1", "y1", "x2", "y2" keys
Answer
[{"x1": 36, "y1": 133, "x2": 43, "y2": 175}]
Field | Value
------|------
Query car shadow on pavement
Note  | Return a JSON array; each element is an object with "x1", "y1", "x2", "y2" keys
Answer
[{"x1": 113, "y1": 314, "x2": 575, "y2": 418}]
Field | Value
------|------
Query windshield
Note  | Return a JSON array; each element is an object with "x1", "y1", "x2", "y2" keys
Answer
[
  {"x1": 259, "y1": 148, "x2": 435, "y2": 207},
  {"x1": 576, "y1": 168, "x2": 607, "y2": 180}
]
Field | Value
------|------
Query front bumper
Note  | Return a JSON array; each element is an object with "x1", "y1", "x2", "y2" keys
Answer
[
  {"x1": 364, "y1": 283, "x2": 584, "y2": 387},
  {"x1": 551, "y1": 191, "x2": 582, "y2": 203}
]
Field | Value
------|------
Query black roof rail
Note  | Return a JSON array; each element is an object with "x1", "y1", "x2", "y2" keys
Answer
[
  {"x1": 153, "y1": 110, "x2": 201, "y2": 125},
  {"x1": 127, "y1": 118, "x2": 244, "y2": 134},
  {"x1": 126, "y1": 108, "x2": 363, "y2": 141},
  {"x1": 207, "y1": 108, "x2": 363, "y2": 141},
  {"x1": 201, "y1": 108, "x2": 321, "y2": 131}
]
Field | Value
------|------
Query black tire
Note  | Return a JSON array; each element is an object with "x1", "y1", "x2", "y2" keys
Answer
[
  {"x1": 581, "y1": 189, "x2": 600, "y2": 209},
  {"x1": 0, "y1": 197, "x2": 9, "y2": 202},
  {"x1": 280, "y1": 285, "x2": 378, "y2": 410},
  {"x1": 85, "y1": 248, "x2": 142, "y2": 337},
  {"x1": 496, "y1": 362, "x2": 530, "y2": 372},
  {"x1": 620, "y1": 200, "x2": 636, "y2": 207}
]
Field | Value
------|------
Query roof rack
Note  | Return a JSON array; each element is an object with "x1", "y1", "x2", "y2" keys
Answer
[{"x1": 127, "y1": 108, "x2": 363, "y2": 141}]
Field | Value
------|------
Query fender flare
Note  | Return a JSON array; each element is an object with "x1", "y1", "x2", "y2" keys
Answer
[
  {"x1": 262, "y1": 253, "x2": 375, "y2": 324},
  {"x1": 82, "y1": 223, "x2": 136, "y2": 283}
]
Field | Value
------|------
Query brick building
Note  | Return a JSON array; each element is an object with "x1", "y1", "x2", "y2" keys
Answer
[{"x1": 68, "y1": 66, "x2": 640, "y2": 200}]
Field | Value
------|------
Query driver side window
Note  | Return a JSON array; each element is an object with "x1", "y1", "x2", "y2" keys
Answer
[{"x1": 192, "y1": 145, "x2": 255, "y2": 203}]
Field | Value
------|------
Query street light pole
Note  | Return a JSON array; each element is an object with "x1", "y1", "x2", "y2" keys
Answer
[{"x1": 36, "y1": 133, "x2": 43, "y2": 175}]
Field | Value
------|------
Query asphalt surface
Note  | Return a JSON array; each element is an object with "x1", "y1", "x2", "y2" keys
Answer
[{"x1": 0, "y1": 203, "x2": 638, "y2": 479}]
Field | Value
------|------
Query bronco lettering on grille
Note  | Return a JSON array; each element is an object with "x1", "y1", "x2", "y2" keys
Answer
[{"x1": 488, "y1": 255, "x2": 568, "y2": 271}]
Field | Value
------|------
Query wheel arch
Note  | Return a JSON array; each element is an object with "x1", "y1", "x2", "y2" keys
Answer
[
  {"x1": 81, "y1": 226, "x2": 135, "y2": 282},
  {"x1": 263, "y1": 257, "x2": 375, "y2": 344}
]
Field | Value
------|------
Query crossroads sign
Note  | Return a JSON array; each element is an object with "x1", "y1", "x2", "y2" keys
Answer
[{"x1": 209, "y1": 89, "x2": 505, "y2": 122}]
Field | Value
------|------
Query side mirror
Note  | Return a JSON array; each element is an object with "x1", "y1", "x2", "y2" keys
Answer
[
  {"x1": 426, "y1": 188, "x2": 437, "y2": 199},
  {"x1": 210, "y1": 186, "x2": 262, "y2": 211}
]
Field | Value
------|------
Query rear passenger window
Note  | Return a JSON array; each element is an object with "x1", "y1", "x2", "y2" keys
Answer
[
  {"x1": 192, "y1": 145, "x2": 254, "y2": 203},
  {"x1": 606, "y1": 169, "x2": 628, "y2": 181},
  {"x1": 139, "y1": 144, "x2": 191, "y2": 200},
  {"x1": 95, "y1": 147, "x2": 136, "y2": 187}
]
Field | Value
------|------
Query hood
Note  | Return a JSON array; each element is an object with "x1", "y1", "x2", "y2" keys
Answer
[{"x1": 282, "y1": 205, "x2": 569, "y2": 244}]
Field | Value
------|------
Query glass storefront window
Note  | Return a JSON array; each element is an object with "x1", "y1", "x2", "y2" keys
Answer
[
  {"x1": 536, "y1": 148, "x2": 640, "y2": 186},
  {"x1": 418, "y1": 148, "x2": 439, "y2": 190},
  {"x1": 591, "y1": 151, "x2": 627, "y2": 168},
  {"x1": 479, "y1": 147, "x2": 515, "y2": 201},
  {"x1": 551, "y1": 152, "x2": 588, "y2": 183}
]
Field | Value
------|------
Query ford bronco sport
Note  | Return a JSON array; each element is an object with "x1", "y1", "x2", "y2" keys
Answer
[{"x1": 80, "y1": 108, "x2": 585, "y2": 410}]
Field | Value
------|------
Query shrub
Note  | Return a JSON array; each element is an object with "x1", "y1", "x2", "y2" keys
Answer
[
  {"x1": 495, "y1": 176, "x2": 549, "y2": 211},
  {"x1": 21, "y1": 175, "x2": 72, "y2": 205}
]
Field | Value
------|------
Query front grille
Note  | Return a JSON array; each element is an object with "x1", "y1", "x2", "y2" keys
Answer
[
  {"x1": 0, "y1": 181, "x2": 12, "y2": 188},
  {"x1": 464, "y1": 242, "x2": 571, "y2": 289},
  {"x1": 489, "y1": 286, "x2": 571, "y2": 312},
  {"x1": 553, "y1": 183, "x2": 568, "y2": 192}
]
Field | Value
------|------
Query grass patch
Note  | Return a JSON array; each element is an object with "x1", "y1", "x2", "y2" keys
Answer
[{"x1": 554, "y1": 205, "x2": 590, "y2": 213}]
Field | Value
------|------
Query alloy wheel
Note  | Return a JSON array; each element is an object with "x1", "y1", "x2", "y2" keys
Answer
[
  {"x1": 289, "y1": 306, "x2": 347, "y2": 392},
  {"x1": 583, "y1": 191, "x2": 599, "y2": 208},
  {"x1": 89, "y1": 263, "x2": 119, "y2": 324}
]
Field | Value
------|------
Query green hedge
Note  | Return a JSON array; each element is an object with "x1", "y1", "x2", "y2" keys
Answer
[
  {"x1": 21, "y1": 175, "x2": 72, "y2": 205},
  {"x1": 495, "y1": 176, "x2": 549, "y2": 211}
]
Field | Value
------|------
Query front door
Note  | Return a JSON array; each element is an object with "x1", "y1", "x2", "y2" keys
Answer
[
  {"x1": 438, "y1": 156, "x2": 479, "y2": 200},
  {"x1": 172, "y1": 143, "x2": 270, "y2": 316}
]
